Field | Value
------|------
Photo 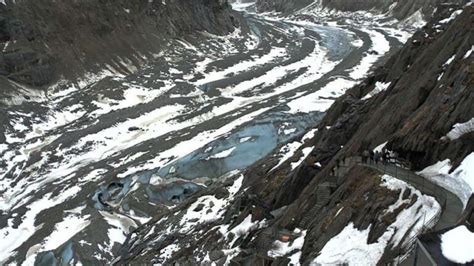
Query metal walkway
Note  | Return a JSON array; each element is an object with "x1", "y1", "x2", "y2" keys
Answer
[{"x1": 334, "y1": 156, "x2": 463, "y2": 265}]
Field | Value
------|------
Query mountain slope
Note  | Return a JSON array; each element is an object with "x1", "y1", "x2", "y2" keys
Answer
[
  {"x1": 0, "y1": 0, "x2": 237, "y2": 88},
  {"x1": 256, "y1": 0, "x2": 465, "y2": 20}
]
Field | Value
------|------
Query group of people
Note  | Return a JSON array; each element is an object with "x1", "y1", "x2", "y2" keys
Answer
[{"x1": 362, "y1": 149, "x2": 390, "y2": 164}]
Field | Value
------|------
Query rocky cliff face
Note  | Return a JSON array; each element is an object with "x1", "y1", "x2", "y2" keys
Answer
[
  {"x1": 0, "y1": 0, "x2": 236, "y2": 88},
  {"x1": 296, "y1": 3, "x2": 472, "y2": 173},
  {"x1": 115, "y1": 3, "x2": 473, "y2": 264}
]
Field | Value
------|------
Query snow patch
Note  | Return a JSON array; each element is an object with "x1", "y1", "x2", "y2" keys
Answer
[
  {"x1": 291, "y1": 147, "x2": 313, "y2": 170},
  {"x1": 445, "y1": 118, "x2": 474, "y2": 140},
  {"x1": 402, "y1": 10, "x2": 426, "y2": 28},
  {"x1": 208, "y1": 147, "x2": 236, "y2": 159},
  {"x1": 444, "y1": 54, "x2": 456, "y2": 66},
  {"x1": 314, "y1": 223, "x2": 387, "y2": 265},
  {"x1": 100, "y1": 211, "x2": 138, "y2": 250},
  {"x1": 464, "y1": 45, "x2": 473, "y2": 59},
  {"x1": 43, "y1": 215, "x2": 91, "y2": 251},
  {"x1": 286, "y1": 78, "x2": 356, "y2": 114},
  {"x1": 239, "y1": 136, "x2": 252, "y2": 143},
  {"x1": 418, "y1": 153, "x2": 474, "y2": 207},
  {"x1": 268, "y1": 229, "x2": 307, "y2": 265},
  {"x1": 271, "y1": 129, "x2": 318, "y2": 172},
  {"x1": 179, "y1": 175, "x2": 243, "y2": 234},
  {"x1": 439, "y1": 10, "x2": 463, "y2": 24},
  {"x1": 441, "y1": 225, "x2": 474, "y2": 264},
  {"x1": 362, "y1": 82, "x2": 391, "y2": 100},
  {"x1": 373, "y1": 142, "x2": 388, "y2": 153},
  {"x1": 349, "y1": 29, "x2": 390, "y2": 80}
]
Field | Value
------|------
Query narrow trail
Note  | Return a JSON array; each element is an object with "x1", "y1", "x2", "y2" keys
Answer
[
  {"x1": 361, "y1": 160, "x2": 463, "y2": 230},
  {"x1": 340, "y1": 156, "x2": 464, "y2": 265}
]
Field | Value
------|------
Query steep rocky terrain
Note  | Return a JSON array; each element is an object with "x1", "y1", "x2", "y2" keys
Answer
[
  {"x1": 0, "y1": 0, "x2": 236, "y2": 88},
  {"x1": 115, "y1": 2, "x2": 473, "y2": 265},
  {"x1": 244, "y1": 3, "x2": 473, "y2": 263}
]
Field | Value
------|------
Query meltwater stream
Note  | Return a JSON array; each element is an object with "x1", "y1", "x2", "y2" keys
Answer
[{"x1": 0, "y1": 2, "x2": 411, "y2": 264}]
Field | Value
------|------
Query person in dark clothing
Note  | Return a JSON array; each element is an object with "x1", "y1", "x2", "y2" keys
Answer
[
  {"x1": 382, "y1": 148, "x2": 389, "y2": 164},
  {"x1": 369, "y1": 150, "x2": 375, "y2": 163},
  {"x1": 374, "y1": 151, "x2": 381, "y2": 164}
]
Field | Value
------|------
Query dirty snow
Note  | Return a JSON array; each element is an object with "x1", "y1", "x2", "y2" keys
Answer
[
  {"x1": 401, "y1": 9, "x2": 426, "y2": 29},
  {"x1": 271, "y1": 130, "x2": 317, "y2": 172},
  {"x1": 349, "y1": 29, "x2": 390, "y2": 80},
  {"x1": 439, "y1": 10, "x2": 463, "y2": 24},
  {"x1": 445, "y1": 118, "x2": 474, "y2": 140},
  {"x1": 362, "y1": 82, "x2": 391, "y2": 100},
  {"x1": 208, "y1": 147, "x2": 237, "y2": 159},
  {"x1": 179, "y1": 174, "x2": 243, "y2": 233},
  {"x1": 23, "y1": 212, "x2": 91, "y2": 265},
  {"x1": 291, "y1": 147, "x2": 313, "y2": 170},
  {"x1": 268, "y1": 229, "x2": 307, "y2": 265}
]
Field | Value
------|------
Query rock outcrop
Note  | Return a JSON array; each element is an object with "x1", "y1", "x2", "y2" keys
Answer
[
  {"x1": 256, "y1": 0, "x2": 314, "y2": 13},
  {"x1": 0, "y1": 0, "x2": 237, "y2": 87}
]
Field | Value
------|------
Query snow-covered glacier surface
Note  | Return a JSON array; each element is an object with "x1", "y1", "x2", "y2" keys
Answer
[{"x1": 0, "y1": 2, "x2": 419, "y2": 264}]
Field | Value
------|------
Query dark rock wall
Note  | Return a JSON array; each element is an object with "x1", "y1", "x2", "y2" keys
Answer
[
  {"x1": 261, "y1": 2, "x2": 472, "y2": 214},
  {"x1": 310, "y1": 4, "x2": 473, "y2": 169},
  {"x1": 0, "y1": 0, "x2": 236, "y2": 87},
  {"x1": 256, "y1": 0, "x2": 315, "y2": 13}
]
